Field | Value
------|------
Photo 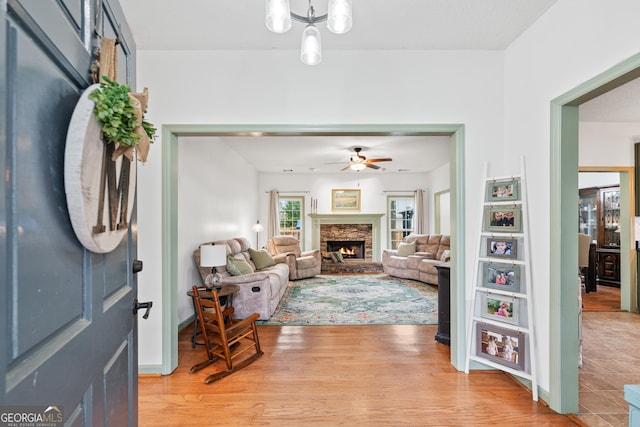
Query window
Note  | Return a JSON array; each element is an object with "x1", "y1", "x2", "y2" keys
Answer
[
  {"x1": 388, "y1": 196, "x2": 414, "y2": 249},
  {"x1": 279, "y1": 197, "x2": 304, "y2": 243}
]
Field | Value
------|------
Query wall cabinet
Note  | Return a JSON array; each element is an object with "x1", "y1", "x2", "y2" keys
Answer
[{"x1": 579, "y1": 186, "x2": 620, "y2": 288}]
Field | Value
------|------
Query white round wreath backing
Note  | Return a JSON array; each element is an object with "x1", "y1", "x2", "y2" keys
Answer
[{"x1": 64, "y1": 84, "x2": 137, "y2": 253}]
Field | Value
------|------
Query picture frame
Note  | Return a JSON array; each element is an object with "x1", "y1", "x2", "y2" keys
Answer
[
  {"x1": 484, "y1": 205, "x2": 522, "y2": 233},
  {"x1": 480, "y1": 293, "x2": 520, "y2": 326},
  {"x1": 485, "y1": 178, "x2": 519, "y2": 202},
  {"x1": 486, "y1": 238, "x2": 517, "y2": 259},
  {"x1": 331, "y1": 189, "x2": 361, "y2": 212},
  {"x1": 476, "y1": 322, "x2": 526, "y2": 371},
  {"x1": 481, "y1": 262, "x2": 521, "y2": 292}
]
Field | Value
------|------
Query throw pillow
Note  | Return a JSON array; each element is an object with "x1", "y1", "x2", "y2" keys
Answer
[
  {"x1": 249, "y1": 248, "x2": 276, "y2": 270},
  {"x1": 441, "y1": 250, "x2": 451, "y2": 262},
  {"x1": 334, "y1": 251, "x2": 345, "y2": 263},
  {"x1": 226, "y1": 254, "x2": 253, "y2": 276},
  {"x1": 396, "y1": 241, "x2": 416, "y2": 257}
]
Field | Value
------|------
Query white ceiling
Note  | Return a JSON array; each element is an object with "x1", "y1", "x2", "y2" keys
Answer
[
  {"x1": 119, "y1": 0, "x2": 558, "y2": 51},
  {"x1": 120, "y1": 0, "x2": 640, "y2": 173}
]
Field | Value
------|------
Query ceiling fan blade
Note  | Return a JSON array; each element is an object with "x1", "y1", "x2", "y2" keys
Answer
[
  {"x1": 340, "y1": 165, "x2": 351, "y2": 171},
  {"x1": 366, "y1": 163, "x2": 381, "y2": 170},
  {"x1": 367, "y1": 158, "x2": 393, "y2": 163},
  {"x1": 325, "y1": 161, "x2": 350, "y2": 165}
]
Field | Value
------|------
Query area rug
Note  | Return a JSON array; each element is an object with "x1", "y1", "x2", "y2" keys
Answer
[{"x1": 257, "y1": 274, "x2": 438, "y2": 326}]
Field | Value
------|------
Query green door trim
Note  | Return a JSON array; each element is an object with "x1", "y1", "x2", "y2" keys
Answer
[
  {"x1": 550, "y1": 51, "x2": 640, "y2": 413},
  {"x1": 159, "y1": 123, "x2": 466, "y2": 375}
]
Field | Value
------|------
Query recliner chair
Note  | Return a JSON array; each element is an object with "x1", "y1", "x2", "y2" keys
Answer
[{"x1": 267, "y1": 235, "x2": 321, "y2": 280}]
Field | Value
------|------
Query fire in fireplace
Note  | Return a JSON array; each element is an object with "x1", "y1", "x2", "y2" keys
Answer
[{"x1": 326, "y1": 240, "x2": 365, "y2": 260}]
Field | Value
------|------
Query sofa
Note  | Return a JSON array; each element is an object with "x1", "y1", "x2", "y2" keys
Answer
[
  {"x1": 194, "y1": 237, "x2": 289, "y2": 320},
  {"x1": 382, "y1": 234, "x2": 450, "y2": 286},
  {"x1": 267, "y1": 235, "x2": 321, "y2": 280}
]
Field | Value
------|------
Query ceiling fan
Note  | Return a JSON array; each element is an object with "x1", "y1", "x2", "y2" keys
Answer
[{"x1": 326, "y1": 147, "x2": 393, "y2": 172}]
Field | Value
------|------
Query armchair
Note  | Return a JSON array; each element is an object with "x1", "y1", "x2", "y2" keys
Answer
[{"x1": 267, "y1": 235, "x2": 321, "y2": 280}]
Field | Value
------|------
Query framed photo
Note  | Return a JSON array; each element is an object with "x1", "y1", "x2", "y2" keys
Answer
[
  {"x1": 480, "y1": 293, "x2": 520, "y2": 326},
  {"x1": 486, "y1": 178, "x2": 519, "y2": 202},
  {"x1": 486, "y1": 238, "x2": 517, "y2": 259},
  {"x1": 476, "y1": 322, "x2": 526, "y2": 371},
  {"x1": 331, "y1": 189, "x2": 361, "y2": 212},
  {"x1": 484, "y1": 206, "x2": 522, "y2": 233},
  {"x1": 481, "y1": 262, "x2": 521, "y2": 293}
]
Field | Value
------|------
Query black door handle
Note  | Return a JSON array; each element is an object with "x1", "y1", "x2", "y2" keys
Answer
[
  {"x1": 133, "y1": 299, "x2": 153, "y2": 319},
  {"x1": 133, "y1": 259, "x2": 143, "y2": 274}
]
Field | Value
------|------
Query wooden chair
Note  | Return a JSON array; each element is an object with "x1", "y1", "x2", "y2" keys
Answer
[{"x1": 190, "y1": 286, "x2": 263, "y2": 383}]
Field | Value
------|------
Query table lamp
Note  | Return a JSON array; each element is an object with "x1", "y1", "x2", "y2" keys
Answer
[
  {"x1": 200, "y1": 244, "x2": 227, "y2": 289},
  {"x1": 252, "y1": 220, "x2": 264, "y2": 249}
]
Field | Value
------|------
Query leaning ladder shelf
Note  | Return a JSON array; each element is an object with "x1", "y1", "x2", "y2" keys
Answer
[{"x1": 464, "y1": 157, "x2": 538, "y2": 402}]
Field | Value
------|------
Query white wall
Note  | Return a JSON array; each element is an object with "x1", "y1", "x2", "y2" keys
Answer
[
  {"x1": 257, "y1": 171, "x2": 436, "y2": 251},
  {"x1": 427, "y1": 162, "x2": 451, "y2": 232},
  {"x1": 135, "y1": 49, "x2": 505, "y2": 368},
  {"x1": 176, "y1": 137, "x2": 258, "y2": 324},
  {"x1": 504, "y1": 0, "x2": 640, "y2": 395}
]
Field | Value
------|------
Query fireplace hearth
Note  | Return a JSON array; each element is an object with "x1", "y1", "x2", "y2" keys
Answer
[{"x1": 327, "y1": 240, "x2": 365, "y2": 260}]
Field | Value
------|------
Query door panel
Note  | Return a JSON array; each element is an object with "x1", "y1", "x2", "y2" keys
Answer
[{"x1": 1, "y1": 1, "x2": 139, "y2": 425}]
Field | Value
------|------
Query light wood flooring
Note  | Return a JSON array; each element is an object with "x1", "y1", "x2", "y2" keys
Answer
[
  {"x1": 139, "y1": 325, "x2": 576, "y2": 426},
  {"x1": 577, "y1": 285, "x2": 640, "y2": 427}
]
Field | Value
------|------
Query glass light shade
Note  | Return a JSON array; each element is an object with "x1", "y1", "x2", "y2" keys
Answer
[
  {"x1": 301, "y1": 24, "x2": 322, "y2": 66},
  {"x1": 252, "y1": 222, "x2": 265, "y2": 233},
  {"x1": 350, "y1": 163, "x2": 366, "y2": 171},
  {"x1": 266, "y1": 0, "x2": 291, "y2": 33},
  {"x1": 327, "y1": 0, "x2": 352, "y2": 34}
]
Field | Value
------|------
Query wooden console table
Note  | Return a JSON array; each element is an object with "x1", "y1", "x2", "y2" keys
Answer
[{"x1": 435, "y1": 262, "x2": 451, "y2": 346}]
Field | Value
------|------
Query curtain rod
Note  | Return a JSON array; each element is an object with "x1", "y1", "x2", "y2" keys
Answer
[{"x1": 265, "y1": 190, "x2": 311, "y2": 193}]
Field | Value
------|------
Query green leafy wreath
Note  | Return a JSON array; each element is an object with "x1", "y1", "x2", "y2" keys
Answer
[{"x1": 88, "y1": 76, "x2": 156, "y2": 148}]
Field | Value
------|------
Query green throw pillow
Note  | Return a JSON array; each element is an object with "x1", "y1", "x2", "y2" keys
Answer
[
  {"x1": 249, "y1": 248, "x2": 276, "y2": 270},
  {"x1": 396, "y1": 241, "x2": 416, "y2": 257},
  {"x1": 226, "y1": 254, "x2": 253, "y2": 276}
]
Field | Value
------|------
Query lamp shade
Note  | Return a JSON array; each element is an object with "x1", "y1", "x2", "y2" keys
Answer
[
  {"x1": 266, "y1": 0, "x2": 291, "y2": 33},
  {"x1": 200, "y1": 244, "x2": 226, "y2": 268},
  {"x1": 301, "y1": 24, "x2": 322, "y2": 65},
  {"x1": 252, "y1": 222, "x2": 265, "y2": 233},
  {"x1": 350, "y1": 163, "x2": 366, "y2": 171},
  {"x1": 327, "y1": 0, "x2": 352, "y2": 34}
]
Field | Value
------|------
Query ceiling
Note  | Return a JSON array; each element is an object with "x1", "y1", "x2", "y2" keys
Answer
[
  {"x1": 119, "y1": 0, "x2": 559, "y2": 51},
  {"x1": 120, "y1": 0, "x2": 640, "y2": 173}
]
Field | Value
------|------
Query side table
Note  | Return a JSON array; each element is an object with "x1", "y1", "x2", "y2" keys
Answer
[
  {"x1": 187, "y1": 284, "x2": 240, "y2": 347},
  {"x1": 435, "y1": 262, "x2": 451, "y2": 346}
]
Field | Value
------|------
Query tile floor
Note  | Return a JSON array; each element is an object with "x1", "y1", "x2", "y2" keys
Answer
[{"x1": 577, "y1": 310, "x2": 640, "y2": 426}]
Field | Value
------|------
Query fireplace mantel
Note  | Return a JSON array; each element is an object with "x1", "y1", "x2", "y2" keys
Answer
[{"x1": 309, "y1": 213, "x2": 385, "y2": 261}]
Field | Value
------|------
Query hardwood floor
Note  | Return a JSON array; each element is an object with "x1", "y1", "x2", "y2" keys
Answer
[
  {"x1": 577, "y1": 285, "x2": 640, "y2": 427},
  {"x1": 139, "y1": 325, "x2": 576, "y2": 426}
]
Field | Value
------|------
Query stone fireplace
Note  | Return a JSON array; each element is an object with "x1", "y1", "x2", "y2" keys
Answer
[{"x1": 309, "y1": 213, "x2": 384, "y2": 261}]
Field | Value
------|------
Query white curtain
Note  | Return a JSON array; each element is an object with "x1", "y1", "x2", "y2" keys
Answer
[
  {"x1": 414, "y1": 189, "x2": 425, "y2": 234},
  {"x1": 268, "y1": 190, "x2": 280, "y2": 239}
]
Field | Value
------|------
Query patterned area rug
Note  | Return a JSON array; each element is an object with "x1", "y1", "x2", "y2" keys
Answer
[{"x1": 257, "y1": 274, "x2": 438, "y2": 325}]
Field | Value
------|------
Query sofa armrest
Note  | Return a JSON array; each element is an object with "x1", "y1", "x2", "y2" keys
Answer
[{"x1": 301, "y1": 248, "x2": 321, "y2": 262}]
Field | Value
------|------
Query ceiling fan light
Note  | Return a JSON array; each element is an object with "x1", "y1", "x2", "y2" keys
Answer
[
  {"x1": 301, "y1": 24, "x2": 322, "y2": 65},
  {"x1": 266, "y1": 0, "x2": 291, "y2": 33},
  {"x1": 350, "y1": 163, "x2": 366, "y2": 171},
  {"x1": 327, "y1": 0, "x2": 352, "y2": 34}
]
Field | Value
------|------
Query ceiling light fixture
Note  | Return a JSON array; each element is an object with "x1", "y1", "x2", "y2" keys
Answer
[
  {"x1": 350, "y1": 163, "x2": 366, "y2": 172},
  {"x1": 266, "y1": 0, "x2": 352, "y2": 66}
]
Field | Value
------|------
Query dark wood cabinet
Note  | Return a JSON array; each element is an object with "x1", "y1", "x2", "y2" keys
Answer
[
  {"x1": 580, "y1": 185, "x2": 620, "y2": 288},
  {"x1": 435, "y1": 263, "x2": 450, "y2": 346}
]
